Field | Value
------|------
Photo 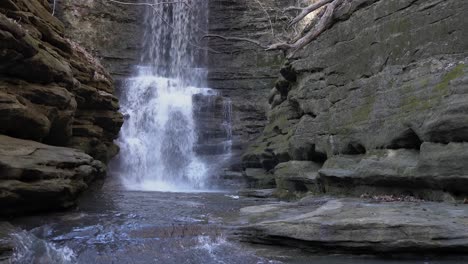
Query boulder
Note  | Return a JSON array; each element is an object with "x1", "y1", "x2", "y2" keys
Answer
[{"x1": 0, "y1": 135, "x2": 105, "y2": 215}]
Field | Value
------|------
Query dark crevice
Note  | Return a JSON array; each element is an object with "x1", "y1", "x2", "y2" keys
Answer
[
  {"x1": 387, "y1": 128, "x2": 422, "y2": 150},
  {"x1": 342, "y1": 141, "x2": 366, "y2": 155}
]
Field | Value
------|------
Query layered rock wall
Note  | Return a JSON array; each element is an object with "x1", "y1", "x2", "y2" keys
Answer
[
  {"x1": 55, "y1": 0, "x2": 144, "y2": 82},
  {"x1": 242, "y1": 0, "x2": 468, "y2": 200},
  {"x1": 207, "y1": 0, "x2": 296, "y2": 153},
  {"x1": 0, "y1": 0, "x2": 122, "y2": 214}
]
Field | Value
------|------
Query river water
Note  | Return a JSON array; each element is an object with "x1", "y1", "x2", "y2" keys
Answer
[{"x1": 9, "y1": 177, "x2": 464, "y2": 264}]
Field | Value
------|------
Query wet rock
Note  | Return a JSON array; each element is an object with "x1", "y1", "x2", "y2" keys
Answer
[
  {"x1": 0, "y1": 135, "x2": 105, "y2": 215},
  {"x1": 239, "y1": 189, "x2": 276, "y2": 199},
  {"x1": 0, "y1": 222, "x2": 14, "y2": 262},
  {"x1": 237, "y1": 198, "x2": 468, "y2": 255}
]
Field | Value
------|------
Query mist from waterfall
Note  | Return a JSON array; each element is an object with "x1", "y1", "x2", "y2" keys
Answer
[{"x1": 115, "y1": 0, "x2": 228, "y2": 191}]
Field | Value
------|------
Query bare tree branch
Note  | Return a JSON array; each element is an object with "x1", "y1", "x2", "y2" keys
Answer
[
  {"x1": 288, "y1": 0, "x2": 335, "y2": 28},
  {"x1": 201, "y1": 34, "x2": 268, "y2": 49},
  {"x1": 106, "y1": 0, "x2": 349, "y2": 56},
  {"x1": 287, "y1": 0, "x2": 343, "y2": 57},
  {"x1": 253, "y1": 0, "x2": 275, "y2": 39},
  {"x1": 107, "y1": 0, "x2": 190, "y2": 8}
]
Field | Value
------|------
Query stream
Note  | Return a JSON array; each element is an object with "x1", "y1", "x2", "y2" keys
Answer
[{"x1": 8, "y1": 177, "x2": 464, "y2": 264}]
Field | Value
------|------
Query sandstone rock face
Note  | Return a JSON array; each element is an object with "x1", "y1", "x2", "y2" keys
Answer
[
  {"x1": 207, "y1": 0, "x2": 296, "y2": 152},
  {"x1": 237, "y1": 197, "x2": 468, "y2": 255},
  {"x1": 242, "y1": 0, "x2": 468, "y2": 199},
  {"x1": 55, "y1": 0, "x2": 144, "y2": 82},
  {"x1": 0, "y1": 0, "x2": 123, "y2": 162},
  {"x1": 0, "y1": 135, "x2": 105, "y2": 215}
]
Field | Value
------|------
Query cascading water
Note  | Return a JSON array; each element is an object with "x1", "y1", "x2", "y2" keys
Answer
[{"x1": 115, "y1": 0, "x2": 230, "y2": 191}]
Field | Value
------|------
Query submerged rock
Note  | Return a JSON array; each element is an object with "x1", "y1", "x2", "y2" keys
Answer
[
  {"x1": 237, "y1": 197, "x2": 468, "y2": 255},
  {"x1": 0, "y1": 135, "x2": 105, "y2": 215}
]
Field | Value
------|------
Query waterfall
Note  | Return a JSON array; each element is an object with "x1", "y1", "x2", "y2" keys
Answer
[{"x1": 115, "y1": 0, "x2": 231, "y2": 191}]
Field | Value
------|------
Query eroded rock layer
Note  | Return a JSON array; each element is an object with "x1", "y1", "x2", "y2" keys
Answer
[
  {"x1": 55, "y1": 0, "x2": 144, "y2": 81},
  {"x1": 0, "y1": 0, "x2": 123, "y2": 162},
  {"x1": 0, "y1": 135, "x2": 105, "y2": 215},
  {"x1": 242, "y1": 0, "x2": 468, "y2": 200},
  {"x1": 0, "y1": 0, "x2": 122, "y2": 214},
  {"x1": 207, "y1": 0, "x2": 296, "y2": 154}
]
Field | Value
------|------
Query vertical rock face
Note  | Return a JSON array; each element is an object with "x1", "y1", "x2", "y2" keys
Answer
[
  {"x1": 242, "y1": 0, "x2": 468, "y2": 199},
  {"x1": 0, "y1": 0, "x2": 122, "y2": 214},
  {"x1": 207, "y1": 0, "x2": 296, "y2": 153},
  {"x1": 55, "y1": 0, "x2": 145, "y2": 82}
]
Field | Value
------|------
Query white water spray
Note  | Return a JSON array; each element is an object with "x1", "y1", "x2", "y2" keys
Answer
[{"x1": 115, "y1": 1, "x2": 231, "y2": 191}]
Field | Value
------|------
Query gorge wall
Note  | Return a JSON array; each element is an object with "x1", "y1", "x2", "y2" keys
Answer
[
  {"x1": 0, "y1": 0, "x2": 122, "y2": 214},
  {"x1": 242, "y1": 0, "x2": 468, "y2": 200},
  {"x1": 57, "y1": 0, "x2": 298, "y2": 169},
  {"x1": 207, "y1": 0, "x2": 296, "y2": 158},
  {"x1": 55, "y1": 0, "x2": 144, "y2": 83}
]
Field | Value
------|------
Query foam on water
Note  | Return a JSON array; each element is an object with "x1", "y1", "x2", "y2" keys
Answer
[{"x1": 11, "y1": 230, "x2": 76, "y2": 264}]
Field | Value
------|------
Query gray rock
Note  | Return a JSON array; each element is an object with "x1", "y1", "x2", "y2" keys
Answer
[
  {"x1": 242, "y1": 0, "x2": 468, "y2": 197},
  {"x1": 0, "y1": 135, "x2": 105, "y2": 215},
  {"x1": 238, "y1": 189, "x2": 276, "y2": 199},
  {"x1": 274, "y1": 161, "x2": 322, "y2": 198},
  {"x1": 237, "y1": 197, "x2": 468, "y2": 255},
  {"x1": 318, "y1": 144, "x2": 468, "y2": 200},
  {"x1": 244, "y1": 168, "x2": 276, "y2": 189},
  {"x1": 0, "y1": 1, "x2": 123, "y2": 162},
  {"x1": 207, "y1": 0, "x2": 296, "y2": 152}
]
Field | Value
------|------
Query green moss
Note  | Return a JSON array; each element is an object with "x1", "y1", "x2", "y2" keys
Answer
[
  {"x1": 256, "y1": 53, "x2": 285, "y2": 68},
  {"x1": 401, "y1": 95, "x2": 433, "y2": 112},
  {"x1": 248, "y1": 141, "x2": 269, "y2": 155},
  {"x1": 264, "y1": 115, "x2": 292, "y2": 136},
  {"x1": 435, "y1": 64, "x2": 465, "y2": 93},
  {"x1": 350, "y1": 94, "x2": 376, "y2": 123}
]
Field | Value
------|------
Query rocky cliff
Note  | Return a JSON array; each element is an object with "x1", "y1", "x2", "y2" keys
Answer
[
  {"x1": 242, "y1": 0, "x2": 468, "y2": 201},
  {"x1": 207, "y1": 0, "x2": 296, "y2": 155},
  {"x1": 0, "y1": 0, "x2": 122, "y2": 214},
  {"x1": 55, "y1": 0, "x2": 144, "y2": 82}
]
